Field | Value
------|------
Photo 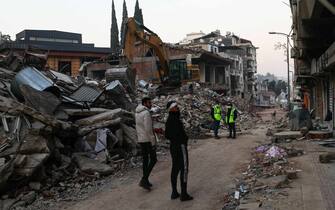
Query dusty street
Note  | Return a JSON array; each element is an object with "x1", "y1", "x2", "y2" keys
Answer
[{"x1": 60, "y1": 127, "x2": 266, "y2": 210}]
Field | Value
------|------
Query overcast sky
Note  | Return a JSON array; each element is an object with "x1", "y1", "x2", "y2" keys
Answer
[{"x1": 0, "y1": 0, "x2": 292, "y2": 78}]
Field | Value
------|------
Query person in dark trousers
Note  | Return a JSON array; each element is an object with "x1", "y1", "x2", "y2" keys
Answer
[
  {"x1": 225, "y1": 103, "x2": 238, "y2": 139},
  {"x1": 165, "y1": 101, "x2": 193, "y2": 202},
  {"x1": 211, "y1": 102, "x2": 222, "y2": 139},
  {"x1": 135, "y1": 97, "x2": 157, "y2": 190}
]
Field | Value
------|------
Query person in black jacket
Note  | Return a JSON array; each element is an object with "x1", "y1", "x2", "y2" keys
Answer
[{"x1": 165, "y1": 101, "x2": 193, "y2": 202}]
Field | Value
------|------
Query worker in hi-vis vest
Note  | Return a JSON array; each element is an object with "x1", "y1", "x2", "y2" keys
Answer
[
  {"x1": 225, "y1": 103, "x2": 238, "y2": 139},
  {"x1": 211, "y1": 103, "x2": 222, "y2": 139}
]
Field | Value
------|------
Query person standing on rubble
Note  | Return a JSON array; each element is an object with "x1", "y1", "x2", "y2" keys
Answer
[
  {"x1": 165, "y1": 101, "x2": 193, "y2": 202},
  {"x1": 225, "y1": 103, "x2": 238, "y2": 139},
  {"x1": 135, "y1": 97, "x2": 157, "y2": 190},
  {"x1": 211, "y1": 102, "x2": 222, "y2": 139}
]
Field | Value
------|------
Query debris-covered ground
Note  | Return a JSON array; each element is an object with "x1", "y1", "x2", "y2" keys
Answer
[{"x1": 0, "y1": 52, "x2": 258, "y2": 209}]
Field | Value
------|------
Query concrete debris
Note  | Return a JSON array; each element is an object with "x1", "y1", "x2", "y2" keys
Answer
[
  {"x1": 307, "y1": 131, "x2": 333, "y2": 140},
  {"x1": 138, "y1": 83, "x2": 257, "y2": 139},
  {"x1": 29, "y1": 182, "x2": 41, "y2": 191},
  {"x1": 0, "y1": 53, "x2": 259, "y2": 208},
  {"x1": 0, "y1": 56, "x2": 140, "y2": 205},
  {"x1": 319, "y1": 152, "x2": 335, "y2": 163},
  {"x1": 238, "y1": 202, "x2": 262, "y2": 210},
  {"x1": 285, "y1": 170, "x2": 298, "y2": 179},
  {"x1": 257, "y1": 175, "x2": 288, "y2": 188},
  {"x1": 318, "y1": 139, "x2": 335, "y2": 147},
  {"x1": 223, "y1": 140, "x2": 302, "y2": 210},
  {"x1": 73, "y1": 154, "x2": 114, "y2": 176},
  {"x1": 273, "y1": 131, "x2": 302, "y2": 143}
]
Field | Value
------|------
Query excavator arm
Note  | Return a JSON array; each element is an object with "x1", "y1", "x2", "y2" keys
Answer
[{"x1": 123, "y1": 17, "x2": 169, "y2": 84}]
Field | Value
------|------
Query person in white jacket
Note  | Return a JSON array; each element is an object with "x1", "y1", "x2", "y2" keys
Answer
[{"x1": 135, "y1": 97, "x2": 157, "y2": 190}]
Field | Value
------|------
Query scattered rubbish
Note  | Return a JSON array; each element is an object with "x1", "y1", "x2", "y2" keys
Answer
[
  {"x1": 234, "y1": 191, "x2": 240, "y2": 200},
  {"x1": 223, "y1": 140, "x2": 303, "y2": 209},
  {"x1": 265, "y1": 146, "x2": 287, "y2": 159}
]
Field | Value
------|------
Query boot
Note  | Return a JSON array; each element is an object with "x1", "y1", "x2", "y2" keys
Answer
[
  {"x1": 171, "y1": 181, "x2": 179, "y2": 199},
  {"x1": 171, "y1": 191, "x2": 180, "y2": 200},
  {"x1": 139, "y1": 178, "x2": 151, "y2": 190},
  {"x1": 145, "y1": 179, "x2": 153, "y2": 187},
  {"x1": 180, "y1": 182, "x2": 193, "y2": 202}
]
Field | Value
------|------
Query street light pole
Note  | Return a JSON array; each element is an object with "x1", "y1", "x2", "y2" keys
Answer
[
  {"x1": 286, "y1": 35, "x2": 290, "y2": 108},
  {"x1": 269, "y1": 31, "x2": 291, "y2": 109}
]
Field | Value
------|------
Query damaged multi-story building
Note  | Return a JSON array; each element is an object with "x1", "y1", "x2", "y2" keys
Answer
[
  {"x1": 290, "y1": 0, "x2": 335, "y2": 128},
  {"x1": 0, "y1": 30, "x2": 111, "y2": 76},
  {"x1": 179, "y1": 30, "x2": 258, "y2": 98}
]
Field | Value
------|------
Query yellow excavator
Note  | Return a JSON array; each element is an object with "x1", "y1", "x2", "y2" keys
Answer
[{"x1": 122, "y1": 17, "x2": 198, "y2": 86}]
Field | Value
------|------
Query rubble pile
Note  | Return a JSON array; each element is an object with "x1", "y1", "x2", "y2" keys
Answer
[
  {"x1": 0, "y1": 52, "x2": 258, "y2": 208},
  {"x1": 0, "y1": 53, "x2": 141, "y2": 208},
  {"x1": 139, "y1": 82, "x2": 257, "y2": 139},
  {"x1": 222, "y1": 144, "x2": 303, "y2": 210}
]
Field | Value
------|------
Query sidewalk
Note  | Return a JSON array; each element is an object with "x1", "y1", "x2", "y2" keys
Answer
[{"x1": 273, "y1": 141, "x2": 335, "y2": 210}]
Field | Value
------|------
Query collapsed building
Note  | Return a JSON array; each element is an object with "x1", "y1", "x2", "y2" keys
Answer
[
  {"x1": 179, "y1": 30, "x2": 258, "y2": 98},
  {"x1": 0, "y1": 30, "x2": 111, "y2": 76}
]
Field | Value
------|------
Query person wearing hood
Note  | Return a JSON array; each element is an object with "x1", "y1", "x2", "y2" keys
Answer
[
  {"x1": 135, "y1": 97, "x2": 157, "y2": 190},
  {"x1": 165, "y1": 101, "x2": 193, "y2": 202}
]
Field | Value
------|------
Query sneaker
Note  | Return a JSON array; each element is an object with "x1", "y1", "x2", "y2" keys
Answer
[
  {"x1": 180, "y1": 194, "x2": 193, "y2": 202},
  {"x1": 214, "y1": 136, "x2": 220, "y2": 139},
  {"x1": 139, "y1": 180, "x2": 151, "y2": 190},
  {"x1": 171, "y1": 192, "x2": 180, "y2": 200}
]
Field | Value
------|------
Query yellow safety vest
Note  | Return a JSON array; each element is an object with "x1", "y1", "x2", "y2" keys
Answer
[
  {"x1": 213, "y1": 105, "x2": 222, "y2": 121},
  {"x1": 225, "y1": 108, "x2": 236, "y2": 124}
]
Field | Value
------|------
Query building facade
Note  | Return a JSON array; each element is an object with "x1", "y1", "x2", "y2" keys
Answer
[{"x1": 290, "y1": 0, "x2": 335, "y2": 127}]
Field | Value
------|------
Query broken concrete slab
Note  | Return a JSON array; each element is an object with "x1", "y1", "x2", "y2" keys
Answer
[
  {"x1": 73, "y1": 154, "x2": 113, "y2": 176},
  {"x1": 121, "y1": 124, "x2": 138, "y2": 154},
  {"x1": 19, "y1": 134, "x2": 50, "y2": 154},
  {"x1": 319, "y1": 152, "x2": 335, "y2": 163},
  {"x1": 273, "y1": 131, "x2": 302, "y2": 142},
  {"x1": 63, "y1": 108, "x2": 111, "y2": 118},
  {"x1": 0, "y1": 95, "x2": 73, "y2": 131},
  {"x1": 76, "y1": 108, "x2": 130, "y2": 126},
  {"x1": 0, "y1": 159, "x2": 14, "y2": 193},
  {"x1": 78, "y1": 118, "x2": 122, "y2": 136},
  {"x1": 286, "y1": 170, "x2": 298, "y2": 179},
  {"x1": 20, "y1": 85, "x2": 61, "y2": 115},
  {"x1": 257, "y1": 175, "x2": 288, "y2": 188},
  {"x1": 13, "y1": 155, "x2": 27, "y2": 168},
  {"x1": 14, "y1": 154, "x2": 49, "y2": 177}
]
